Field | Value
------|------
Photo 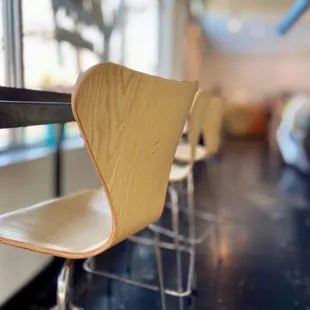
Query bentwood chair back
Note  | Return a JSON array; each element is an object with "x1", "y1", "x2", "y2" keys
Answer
[
  {"x1": 174, "y1": 90, "x2": 211, "y2": 165},
  {"x1": 188, "y1": 90, "x2": 212, "y2": 165},
  {"x1": 202, "y1": 96, "x2": 225, "y2": 156},
  {"x1": 73, "y1": 64, "x2": 198, "y2": 251},
  {"x1": 0, "y1": 63, "x2": 198, "y2": 259},
  {"x1": 157, "y1": 91, "x2": 222, "y2": 249}
]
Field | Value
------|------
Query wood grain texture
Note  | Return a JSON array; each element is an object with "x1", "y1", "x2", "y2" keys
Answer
[
  {"x1": 0, "y1": 189, "x2": 113, "y2": 258},
  {"x1": 0, "y1": 64, "x2": 198, "y2": 258},
  {"x1": 73, "y1": 63, "x2": 197, "y2": 254},
  {"x1": 73, "y1": 64, "x2": 197, "y2": 250}
]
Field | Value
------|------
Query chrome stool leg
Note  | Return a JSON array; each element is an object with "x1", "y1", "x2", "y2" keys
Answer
[
  {"x1": 57, "y1": 259, "x2": 73, "y2": 310},
  {"x1": 82, "y1": 186, "x2": 195, "y2": 306},
  {"x1": 150, "y1": 170, "x2": 218, "y2": 246},
  {"x1": 169, "y1": 185, "x2": 184, "y2": 310},
  {"x1": 52, "y1": 259, "x2": 82, "y2": 310},
  {"x1": 186, "y1": 171, "x2": 197, "y2": 293},
  {"x1": 154, "y1": 230, "x2": 167, "y2": 310},
  {"x1": 187, "y1": 171, "x2": 195, "y2": 245},
  {"x1": 83, "y1": 238, "x2": 194, "y2": 296}
]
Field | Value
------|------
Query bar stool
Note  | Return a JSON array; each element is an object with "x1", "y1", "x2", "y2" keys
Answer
[
  {"x1": 0, "y1": 63, "x2": 198, "y2": 310},
  {"x1": 84, "y1": 89, "x2": 210, "y2": 310},
  {"x1": 175, "y1": 96, "x2": 226, "y2": 163},
  {"x1": 151, "y1": 95, "x2": 226, "y2": 246},
  {"x1": 151, "y1": 89, "x2": 213, "y2": 246},
  {"x1": 162, "y1": 89, "x2": 212, "y2": 310}
]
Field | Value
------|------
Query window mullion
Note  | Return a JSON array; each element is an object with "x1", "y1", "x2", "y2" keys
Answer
[{"x1": 11, "y1": 0, "x2": 25, "y2": 148}]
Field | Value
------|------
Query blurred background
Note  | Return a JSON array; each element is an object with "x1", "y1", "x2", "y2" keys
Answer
[
  {"x1": 1, "y1": 0, "x2": 307, "y2": 152},
  {"x1": 1, "y1": 0, "x2": 310, "y2": 309}
]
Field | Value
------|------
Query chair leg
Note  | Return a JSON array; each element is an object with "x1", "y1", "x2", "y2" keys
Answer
[
  {"x1": 153, "y1": 230, "x2": 167, "y2": 310},
  {"x1": 169, "y1": 185, "x2": 184, "y2": 310},
  {"x1": 187, "y1": 171, "x2": 195, "y2": 244},
  {"x1": 56, "y1": 259, "x2": 81, "y2": 310},
  {"x1": 187, "y1": 171, "x2": 197, "y2": 293}
]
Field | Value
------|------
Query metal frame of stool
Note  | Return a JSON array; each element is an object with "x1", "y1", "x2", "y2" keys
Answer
[
  {"x1": 150, "y1": 170, "x2": 219, "y2": 246},
  {"x1": 51, "y1": 259, "x2": 82, "y2": 310},
  {"x1": 83, "y1": 235, "x2": 194, "y2": 310},
  {"x1": 84, "y1": 235, "x2": 195, "y2": 295},
  {"x1": 83, "y1": 164, "x2": 219, "y2": 310},
  {"x1": 83, "y1": 183, "x2": 196, "y2": 310}
]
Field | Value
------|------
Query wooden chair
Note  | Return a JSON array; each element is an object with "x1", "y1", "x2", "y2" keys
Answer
[
  {"x1": 83, "y1": 88, "x2": 209, "y2": 310},
  {"x1": 147, "y1": 89, "x2": 210, "y2": 309},
  {"x1": 151, "y1": 92, "x2": 225, "y2": 249},
  {"x1": 169, "y1": 90, "x2": 212, "y2": 182},
  {"x1": 175, "y1": 94, "x2": 225, "y2": 163},
  {"x1": 201, "y1": 96, "x2": 226, "y2": 156},
  {"x1": 0, "y1": 63, "x2": 198, "y2": 309}
]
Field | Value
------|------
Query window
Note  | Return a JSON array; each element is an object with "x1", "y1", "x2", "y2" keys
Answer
[
  {"x1": 22, "y1": 0, "x2": 105, "y2": 143},
  {"x1": 124, "y1": 0, "x2": 159, "y2": 74},
  {"x1": 65, "y1": 122, "x2": 81, "y2": 139},
  {"x1": 0, "y1": 0, "x2": 160, "y2": 150},
  {"x1": 0, "y1": 0, "x2": 4, "y2": 85},
  {"x1": 24, "y1": 126, "x2": 47, "y2": 146}
]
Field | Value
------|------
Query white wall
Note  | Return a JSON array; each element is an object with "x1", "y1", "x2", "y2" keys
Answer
[
  {"x1": 0, "y1": 147, "x2": 100, "y2": 305},
  {"x1": 200, "y1": 53, "x2": 310, "y2": 100}
]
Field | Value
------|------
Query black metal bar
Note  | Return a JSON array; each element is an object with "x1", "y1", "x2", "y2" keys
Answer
[
  {"x1": 0, "y1": 86, "x2": 70, "y2": 102},
  {"x1": 55, "y1": 124, "x2": 65, "y2": 197},
  {"x1": 0, "y1": 87, "x2": 73, "y2": 128},
  {"x1": 0, "y1": 87, "x2": 75, "y2": 198},
  {"x1": 0, "y1": 100, "x2": 74, "y2": 128}
]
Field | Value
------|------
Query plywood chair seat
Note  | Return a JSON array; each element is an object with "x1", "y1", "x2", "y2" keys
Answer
[
  {"x1": 169, "y1": 163, "x2": 191, "y2": 182},
  {"x1": 175, "y1": 143, "x2": 207, "y2": 163},
  {"x1": 0, "y1": 189, "x2": 113, "y2": 259}
]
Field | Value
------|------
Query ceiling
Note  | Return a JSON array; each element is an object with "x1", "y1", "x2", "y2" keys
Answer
[
  {"x1": 200, "y1": 0, "x2": 310, "y2": 54},
  {"x1": 204, "y1": 0, "x2": 295, "y2": 15}
]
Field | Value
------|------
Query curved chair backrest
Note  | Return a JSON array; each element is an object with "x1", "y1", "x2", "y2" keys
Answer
[
  {"x1": 202, "y1": 96, "x2": 225, "y2": 156},
  {"x1": 72, "y1": 63, "x2": 198, "y2": 249},
  {"x1": 188, "y1": 89, "x2": 211, "y2": 163}
]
